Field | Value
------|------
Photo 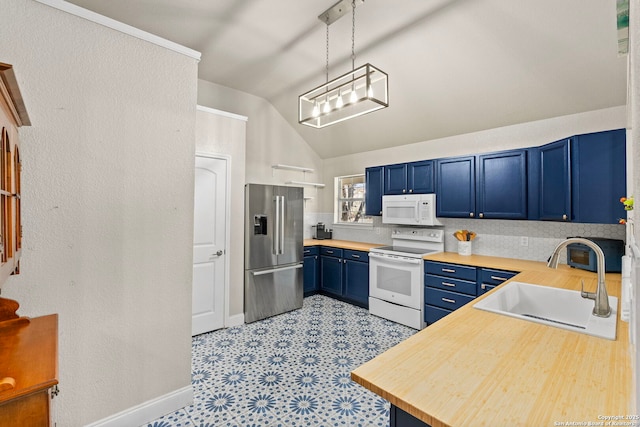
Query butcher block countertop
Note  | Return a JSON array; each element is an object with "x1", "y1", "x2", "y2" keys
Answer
[
  {"x1": 348, "y1": 250, "x2": 633, "y2": 427},
  {"x1": 304, "y1": 238, "x2": 383, "y2": 252}
]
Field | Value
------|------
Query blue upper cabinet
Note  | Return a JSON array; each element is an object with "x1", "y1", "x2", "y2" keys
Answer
[
  {"x1": 407, "y1": 160, "x2": 434, "y2": 194},
  {"x1": 529, "y1": 130, "x2": 625, "y2": 224},
  {"x1": 383, "y1": 160, "x2": 434, "y2": 195},
  {"x1": 534, "y1": 138, "x2": 572, "y2": 221},
  {"x1": 436, "y1": 156, "x2": 476, "y2": 218},
  {"x1": 476, "y1": 150, "x2": 527, "y2": 219},
  {"x1": 572, "y1": 129, "x2": 626, "y2": 224},
  {"x1": 365, "y1": 166, "x2": 384, "y2": 216},
  {"x1": 384, "y1": 163, "x2": 408, "y2": 194}
]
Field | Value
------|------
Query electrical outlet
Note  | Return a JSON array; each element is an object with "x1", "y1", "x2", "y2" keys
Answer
[
  {"x1": 375, "y1": 227, "x2": 381, "y2": 235},
  {"x1": 520, "y1": 236, "x2": 529, "y2": 247}
]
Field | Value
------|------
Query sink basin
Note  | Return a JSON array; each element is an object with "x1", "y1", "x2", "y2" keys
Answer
[{"x1": 473, "y1": 281, "x2": 618, "y2": 340}]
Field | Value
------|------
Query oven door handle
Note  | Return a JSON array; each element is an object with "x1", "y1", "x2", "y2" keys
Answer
[{"x1": 368, "y1": 252, "x2": 422, "y2": 265}]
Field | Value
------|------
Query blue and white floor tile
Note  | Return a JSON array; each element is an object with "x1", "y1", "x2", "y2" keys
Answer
[{"x1": 144, "y1": 294, "x2": 416, "y2": 427}]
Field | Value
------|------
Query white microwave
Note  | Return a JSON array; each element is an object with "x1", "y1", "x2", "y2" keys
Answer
[{"x1": 382, "y1": 193, "x2": 441, "y2": 226}]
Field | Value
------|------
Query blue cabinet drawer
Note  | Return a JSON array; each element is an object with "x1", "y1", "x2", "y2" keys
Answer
[
  {"x1": 425, "y1": 287, "x2": 474, "y2": 311},
  {"x1": 344, "y1": 249, "x2": 368, "y2": 261},
  {"x1": 478, "y1": 268, "x2": 517, "y2": 285},
  {"x1": 425, "y1": 274, "x2": 476, "y2": 296},
  {"x1": 477, "y1": 283, "x2": 497, "y2": 296},
  {"x1": 424, "y1": 261, "x2": 477, "y2": 281},
  {"x1": 320, "y1": 247, "x2": 343, "y2": 258},
  {"x1": 303, "y1": 246, "x2": 319, "y2": 256},
  {"x1": 424, "y1": 305, "x2": 452, "y2": 324}
]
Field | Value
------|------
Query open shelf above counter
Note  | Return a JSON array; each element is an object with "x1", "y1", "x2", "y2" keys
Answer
[
  {"x1": 285, "y1": 180, "x2": 325, "y2": 188},
  {"x1": 271, "y1": 164, "x2": 314, "y2": 173}
]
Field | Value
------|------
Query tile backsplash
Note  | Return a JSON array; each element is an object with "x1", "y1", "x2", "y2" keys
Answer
[{"x1": 304, "y1": 213, "x2": 625, "y2": 263}]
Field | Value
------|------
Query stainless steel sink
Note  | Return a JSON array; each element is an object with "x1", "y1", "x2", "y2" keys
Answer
[{"x1": 473, "y1": 281, "x2": 618, "y2": 340}]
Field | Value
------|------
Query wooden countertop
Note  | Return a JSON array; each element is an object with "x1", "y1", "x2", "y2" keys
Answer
[
  {"x1": 304, "y1": 238, "x2": 384, "y2": 252},
  {"x1": 350, "y1": 250, "x2": 632, "y2": 427}
]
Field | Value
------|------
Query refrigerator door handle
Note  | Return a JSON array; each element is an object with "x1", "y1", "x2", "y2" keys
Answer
[
  {"x1": 252, "y1": 263, "x2": 303, "y2": 276},
  {"x1": 279, "y1": 196, "x2": 285, "y2": 254},
  {"x1": 273, "y1": 196, "x2": 280, "y2": 255}
]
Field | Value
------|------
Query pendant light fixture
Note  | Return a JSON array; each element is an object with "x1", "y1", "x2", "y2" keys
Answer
[{"x1": 298, "y1": 0, "x2": 389, "y2": 129}]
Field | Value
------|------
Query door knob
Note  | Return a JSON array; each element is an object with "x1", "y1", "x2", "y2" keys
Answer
[{"x1": 211, "y1": 250, "x2": 224, "y2": 257}]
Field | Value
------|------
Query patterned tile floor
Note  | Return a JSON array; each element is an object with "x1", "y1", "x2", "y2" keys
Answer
[{"x1": 144, "y1": 294, "x2": 417, "y2": 427}]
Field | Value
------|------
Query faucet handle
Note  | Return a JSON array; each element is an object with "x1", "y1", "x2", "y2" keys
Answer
[{"x1": 580, "y1": 279, "x2": 596, "y2": 300}]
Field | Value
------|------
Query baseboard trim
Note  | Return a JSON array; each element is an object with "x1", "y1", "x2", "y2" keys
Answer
[
  {"x1": 85, "y1": 385, "x2": 193, "y2": 427},
  {"x1": 226, "y1": 313, "x2": 245, "y2": 328}
]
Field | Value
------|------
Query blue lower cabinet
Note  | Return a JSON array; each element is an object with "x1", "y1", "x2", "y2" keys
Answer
[
  {"x1": 303, "y1": 246, "x2": 319, "y2": 296},
  {"x1": 424, "y1": 305, "x2": 451, "y2": 324},
  {"x1": 477, "y1": 267, "x2": 517, "y2": 296},
  {"x1": 424, "y1": 274, "x2": 476, "y2": 295},
  {"x1": 390, "y1": 405, "x2": 431, "y2": 427},
  {"x1": 424, "y1": 261, "x2": 477, "y2": 325},
  {"x1": 343, "y1": 254, "x2": 369, "y2": 307},
  {"x1": 319, "y1": 247, "x2": 370, "y2": 308},
  {"x1": 425, "y1": 261, "x2": 477, "y2": 281},
  {"x1": 320, "y1": 254, "x2": 343, "y2": 297},
  {"x1": 425, "y1": 288, "x2": 474, "y2": 311}
]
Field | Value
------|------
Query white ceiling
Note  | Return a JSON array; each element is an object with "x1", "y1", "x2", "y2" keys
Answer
[{"x1": 66, "y1": 0, "x2": 627, "y2": 159}]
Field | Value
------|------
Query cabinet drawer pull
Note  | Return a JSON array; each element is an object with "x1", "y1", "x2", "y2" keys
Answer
[
  {"x1": 442, "y1": 298, "x2": 456, "y2": 304},
  {"x1": 352, "y1": 254, "x2": 360, "y2": 258},
  {"x1": 481, "y1": 284, "x2": 489, "y2": 290},
  {"x1": 442, "y1": 282, "x2": 456, "y2": 287},
  {"x1": 442, "y1": 268, "x2": 456, "y2": 273},
  {"x1": 326, "y1": 250, "x2": 334, "y2": 254},
  {"x1": 490, "y1": 276, "x2": 508, "y2": 281},
  {"x1": 304, "y1": 250, "x2": 310, "y2": 254}
]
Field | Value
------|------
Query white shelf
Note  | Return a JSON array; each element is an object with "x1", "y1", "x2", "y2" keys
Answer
[
  {"x1": 272, "y1": 164, "x2": 314, "y2": 173},
  {"x1": 286, "y1": 180, "x2": 325, "y2": 188}
]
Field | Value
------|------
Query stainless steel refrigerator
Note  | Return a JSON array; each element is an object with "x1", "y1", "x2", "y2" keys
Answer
[{"x1": 244, "y1": 184, "x2": 304, "y2": 323}]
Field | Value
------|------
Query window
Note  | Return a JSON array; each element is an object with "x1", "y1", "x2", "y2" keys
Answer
[{"x1": 335, "y1": 174, "x2": 372, "y2": 224}]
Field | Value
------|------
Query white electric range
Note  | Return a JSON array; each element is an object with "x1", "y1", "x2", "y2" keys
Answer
[{"x1": 368, "y1": 228, "x2": 444, "y2": 329}]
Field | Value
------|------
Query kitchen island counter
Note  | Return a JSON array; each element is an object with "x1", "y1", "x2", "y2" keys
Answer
[{"x1": 351, "y1": 251, "x2": 632, "y2": 427}]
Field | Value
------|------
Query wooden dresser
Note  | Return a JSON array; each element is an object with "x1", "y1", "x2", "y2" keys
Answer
[{"x1": 0, "y1": 314, "x2": 59, "y2": 426}]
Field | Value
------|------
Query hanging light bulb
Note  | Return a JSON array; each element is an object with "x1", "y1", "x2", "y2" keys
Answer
[
  {"x1": 335, "y1": 89, "x2": 344, "y2": 108},
  {"x1": 323, "y1": 95, "x2": 331, "y2": 113},
  {"x1": 312, "y1": 100, "x2": 320, "y2": 117},
  {"x1": 349, "y1": 84, "x2": 358, "y2": 103}
]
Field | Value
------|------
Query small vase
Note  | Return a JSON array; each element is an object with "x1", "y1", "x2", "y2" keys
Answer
[{"x1": 458, "y1": 241, "x2": 472, "y2": 256}]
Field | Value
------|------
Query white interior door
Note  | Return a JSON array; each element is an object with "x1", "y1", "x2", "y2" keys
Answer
[{"x1": 192, "y1": 155, "x2": 227, "y2": 336}]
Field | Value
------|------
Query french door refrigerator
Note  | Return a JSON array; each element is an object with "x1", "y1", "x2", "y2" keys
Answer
[{"x1": 244, "y1": 184, "x2": 304, "y2": 323}]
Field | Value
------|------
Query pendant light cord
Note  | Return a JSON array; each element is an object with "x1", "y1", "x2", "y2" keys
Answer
[
  {"x1": 351, "y1": 0, "x2": 356, "y2": 70},
  {"x1": 325, "y1": 16, "x2": 330, "y2": 85}
]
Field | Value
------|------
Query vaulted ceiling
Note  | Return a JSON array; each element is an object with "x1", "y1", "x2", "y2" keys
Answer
[{"x1": 67, "y1": 0, "x2": 627, "y2": 159}]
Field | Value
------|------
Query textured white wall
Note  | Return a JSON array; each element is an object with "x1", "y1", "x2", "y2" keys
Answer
[
  {"x1": 628, "y1": 0, "x2": 640, "y2": 413},
  {"x1": 0, "y1": 1, "x2": 198, "y2": 425},
  {"x1": 197, "y1": 79, "x2": 325, "y2": 212},
  {"x1": 195, "y1": 109, "x2": 247, "y2": 319}
]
